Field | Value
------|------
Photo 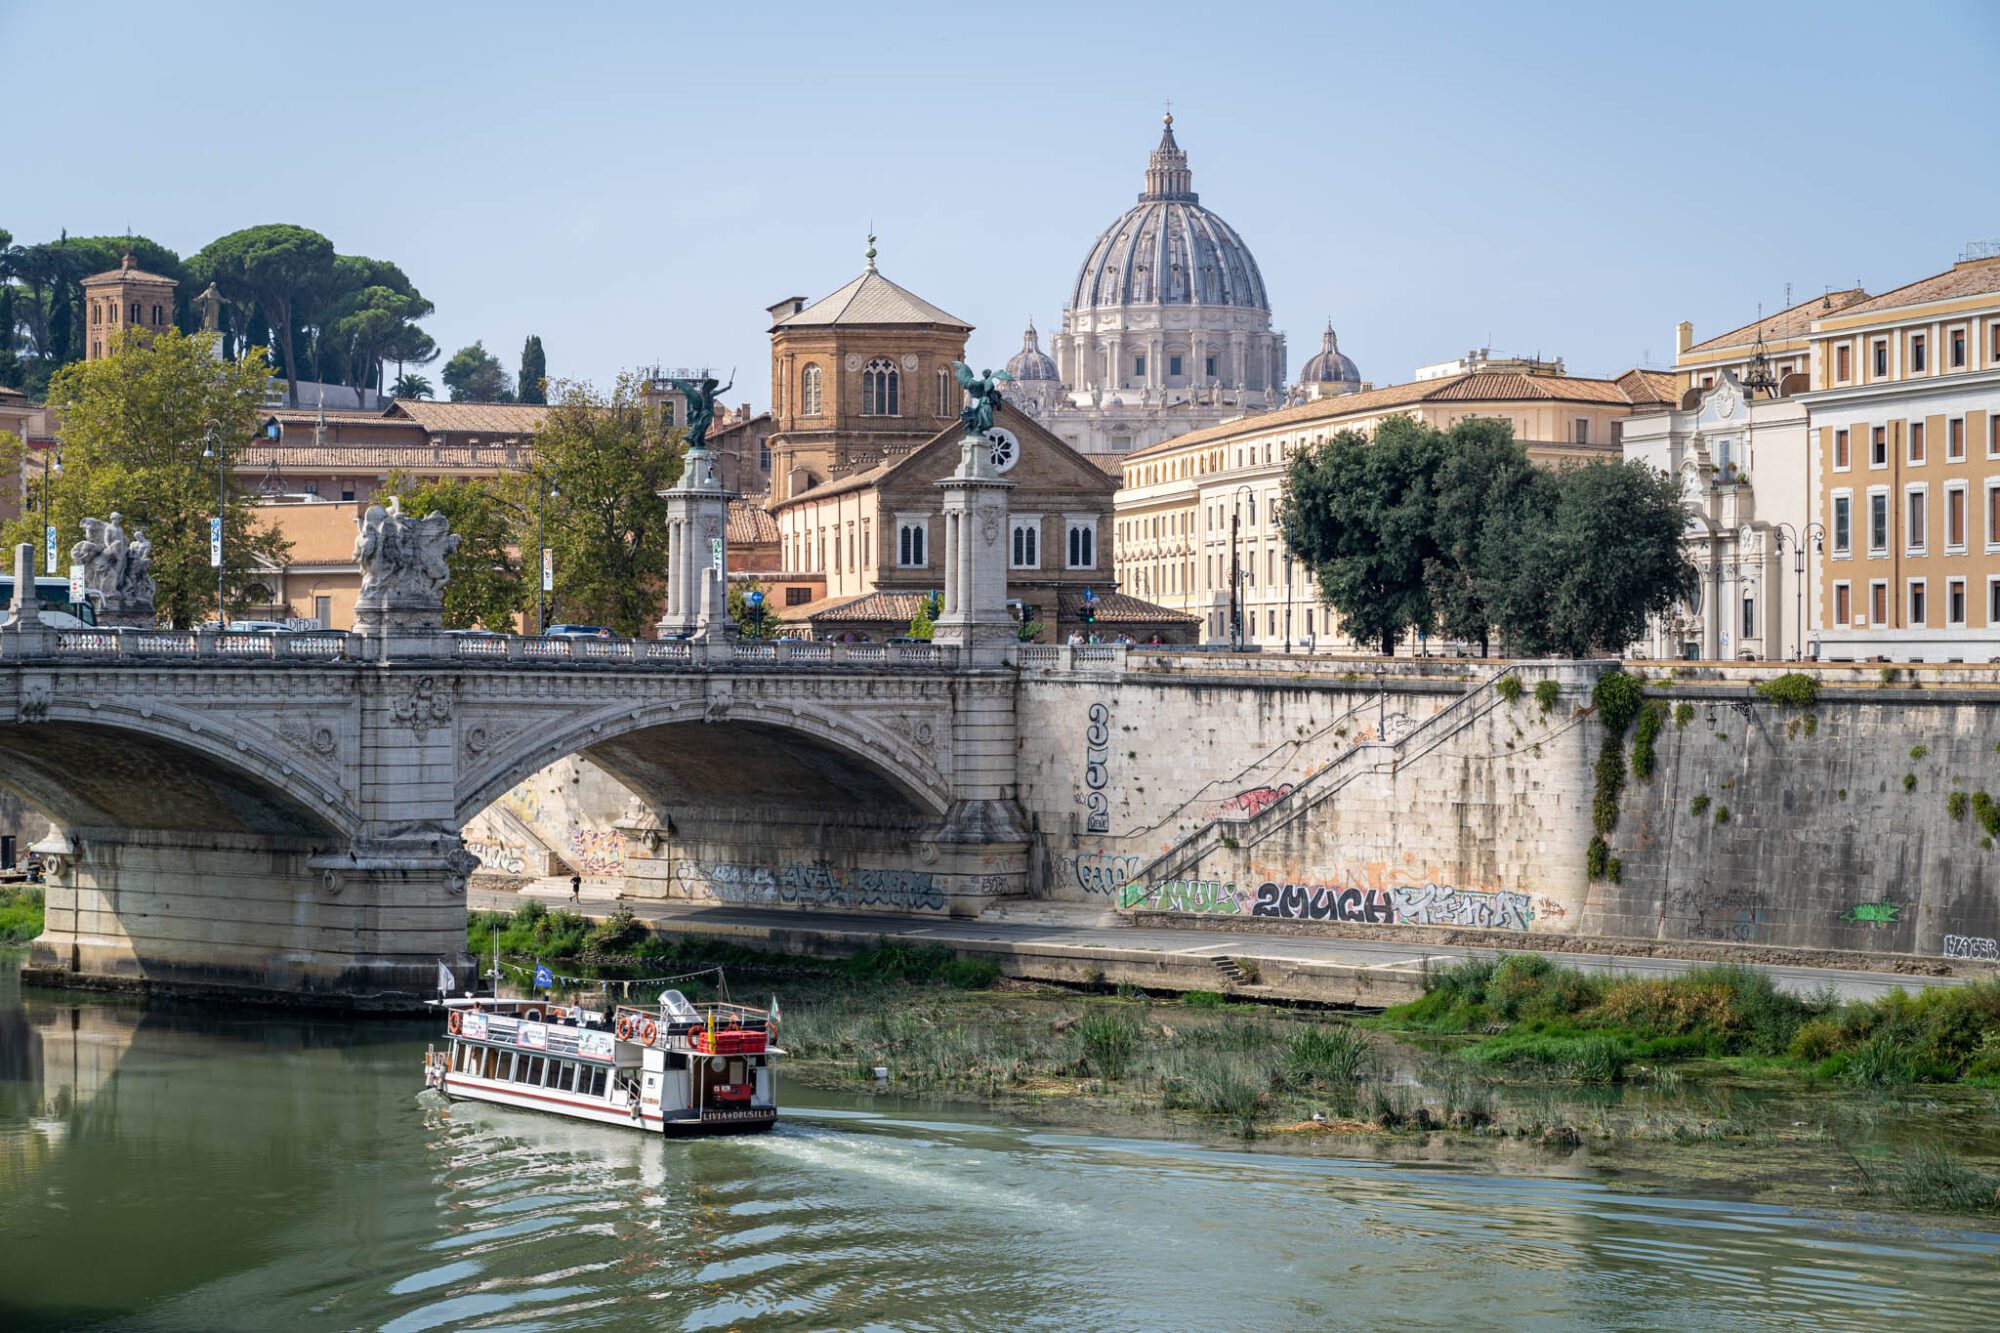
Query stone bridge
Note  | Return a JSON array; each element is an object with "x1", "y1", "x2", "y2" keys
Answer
[{"x1": 0, "y1": 627, "x2": 1021, "y2": 1005}]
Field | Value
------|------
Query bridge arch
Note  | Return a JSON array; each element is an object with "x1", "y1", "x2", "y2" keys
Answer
[{"x1": 454, "y1": 695, "x2": 952, "y2": 829}]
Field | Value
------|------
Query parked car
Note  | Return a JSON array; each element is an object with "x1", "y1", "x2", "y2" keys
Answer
[
  {"x1": 222, "y1": 620, "x2": 298, "y2": 634},
  {"x1": 445, "y1": 628, "x2": 509, "y2": 638},
  {"x1": 544, "y1": 624, "x2": 615, "y2": 640}
]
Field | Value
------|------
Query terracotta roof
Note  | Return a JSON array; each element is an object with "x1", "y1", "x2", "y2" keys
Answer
[
  {"x1": 783, "y1": 590, "x2": 927, "y2": 625},
  {"x1": 1685, "y1": 288, "x2": 1869, "y2": 354},
  {"x1": 727, "y1": 500, "x2": 780, "y2": 546},
  {"x1": 81, "y1": 257, "x2": 176, "y2": 287},
  {"x1": 1057, "y1": 589, "x2": 1197, "y2": 625},
  {"x1": 1615, "y1": 368, "x2": 1676, "y2": 407},
  {"x1": 233, "y1": 444, "x2": 531, "y2": 470},
  {"x1": 1834, "y1": 256, "x2": 2000, "y2": 318},
  {"x1": 1123, "y1": 370, "x2": 1658, "y2": 461},
  {"x1": 773, "y1": 266, "x2": 970, "y2": 330},
  {"x1": 268, "y1": 406, "x2": 405, "y2": 426},
  {"x1": 387, "y1": 399, "x2": 552, "y2": 434}
]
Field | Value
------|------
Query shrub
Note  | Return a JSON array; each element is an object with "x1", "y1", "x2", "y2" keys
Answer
[
  {"x1": 1689, "y1": 795, "x2": 1711, "y2": 816},
  {"x1": 1803, "y1": 714, "x2": 1819, "y2": 737},
  {"x1": 1183, "y1": 990, "x2": 1226, "y2": 1009},
  {"x1": 1593, "y1": 736, "x2": 1626, "y2": 835},
  {"x1": 1880, "y1": 665, "x2": 1899, "y2": 685},
  {"x1": 1593, "y1": 672, "x2": 1644, "y2": 735},
  {"x1": 1976, "y1": 792, "x2": 2000, "y2": 838},
  {"x1": 1496, "y1": 674, "x2": 1524, "y2": 704},
  {"x1": 1911, "y1": 744, "x2": 1931, "y2": 760},
  {"x1": 1753, "y1": 672, "x2": 1820, "y2": 707},
  {"x1": 1714, "y1": 805, "x2": 1730, "y2": 824},
  {"x1": 1673, "y1": 701, "x2": 1694, "y2": 730},
  {"x1": 1078, "y1": 1008, "x2": 1142, "y2": 1080},
  {"x1": 1586, "y1": 835, "x2": 1610, "y2": 880},
  {"x1": 1904, "y1": 773, "x2": 1918, "y2": 793},
  {"x1": 1949, "y1": 791, "x2": 1969, "y2": 822},
  {"x1": 1534, "y1": 679, "x2": 1561, "y2": 715},
  {"x1": 0, "y1": 884, "x2": 44, "y2": 945},
  {"x1": 1282, "y1": 1025, "x2": 1369, "y2": 1088},
  {"x1": 1631, "y1": 700, "x2": 1668, "y2": 779},
  {"x1": 1607, "y1": 857, "x2": 1623, "y2": 884}
]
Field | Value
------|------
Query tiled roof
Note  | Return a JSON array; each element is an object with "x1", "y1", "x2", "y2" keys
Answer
[
  {"x1": 1834, "y1": 257, "x2": 2000, "y2": 318},
  {"x1": 387, "y1": 399, "x2": 552, "y2": 434},
  {"x1": 1615, "y1": 368, "x2": 1676, "y2": 407},
  {"x1": 727, "y1": 500, "x2": 780, "y2": 546},
  {"x1": 1122, "y1": 370, "x2": 1658, "y2": 461},
  {"x1": 82, "y1": 260, "x2": 176, "y2": 287},
  {"x1": 269, "y1": 406, "x2": 406, "y2": 426},
  {"x1": 786, "y1": 590, "x2": 931, "y2": 625},
  {"x1": 1056, "y1": 589, "x2": 1198, "y2": 625},
  {"x1": 233, "y1": 444, "x2": 531, "y2": 470},
  {"x1": 773, "y1": 266, "x2": 970, "y2": 329},
  {"x1": 1685, "y1": 288, "x2": 1869, "y2": 354}
]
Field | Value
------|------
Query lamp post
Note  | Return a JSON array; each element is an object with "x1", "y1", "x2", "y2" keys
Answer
[
  {"x1": 1230, "y1": 483, "x2": 1253, "y2": 651},
  {"x1": 38, "y1": 449, "x2": 62, "y2": 574},
  {"x1": 200, "y1": 420, "x2": 226, "y2": 627},
  {"x1": 535, "y1": 476, "x2": 559, "y2": 633},
  {"x1": 1283, "y1": 552, "x2": 1293, "y2": 655},
  {"x1": 1770, "y1": 521, "x2": 1824, "y2": 662}
]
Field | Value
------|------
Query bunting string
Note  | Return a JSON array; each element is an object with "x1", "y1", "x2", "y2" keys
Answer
[{"x1": 489, "y1": 958, "x2": 731, "y2": 1000}]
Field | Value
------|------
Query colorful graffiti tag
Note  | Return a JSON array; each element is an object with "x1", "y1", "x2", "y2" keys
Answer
[
  {"x1": 1063, "y1": 850, "x2": 1142, "y2": 897},
  {"x1": 1251, "y1": 881, "x2": 1393, "y2": 923},
  {"x1": 567, "y1": 825, "x2": 626, "y2": 875},
  {"x1": 1391, "y1": 884, "x2": 1534, "y2": 931},
  {"x1": 1131, "y1": 876, "x2": 1532, "y2": 931},
  {"x1": 466, "y1": 840, "x2": 525, "y2": 875},
  {"x1": 1943, "y1": 934, "x2": 1999, "y2": 962},
  {"x1": 1840, "y1": 901, "x2": 1902, "y2": 927},
  {"x1": 1209, "y1": 784, "x2": 1296, "y2": 820},
  {"x1": 697, "y1": 861, "x2": 945, "y2": 912},
  {"x1": 1119, "y1": 879, "x2": 1243, "y2": 914}
]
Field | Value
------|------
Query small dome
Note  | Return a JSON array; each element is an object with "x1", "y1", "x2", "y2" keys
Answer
[
  {"x1": 1006, "y1": 321, "x2": 1059, "y2": 381},
  {"x1": 1299, "y1": 321, "x2": 1360, "y2": 385}
]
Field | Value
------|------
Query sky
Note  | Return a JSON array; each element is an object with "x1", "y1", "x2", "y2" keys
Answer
[{"x1": 7, "y1": 0, "x2": 1999, "y2": 403}]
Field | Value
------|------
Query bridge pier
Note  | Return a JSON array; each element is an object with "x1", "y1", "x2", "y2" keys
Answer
[{"x1": 22, "y1": 824, "x2": 475, "y2": 1009}]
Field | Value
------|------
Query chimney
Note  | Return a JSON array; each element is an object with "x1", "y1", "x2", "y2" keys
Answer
[{"x1": 1675, "y1": 321, "x2": 1694, "y2": 357}]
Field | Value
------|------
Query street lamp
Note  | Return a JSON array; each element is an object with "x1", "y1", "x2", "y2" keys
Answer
[
  {"x1": 1769, "y1": 521, "x2": 1824, "y2": 662},
  {"x1": 200, "y1": 420, "x2": 227, "y2": 627},
  {"x1": 1230, "y1": 483, "x2": 1253, "y2": 651},
  {"x1": 1283, "y1": 552, "x2": 1293, "y2": 655},
  {"x1": 37, "y1": 449, "x2": 62, "y2": 574},
  {"x1": 536, "y1": 476, "x2": 559, "y2": 633}
]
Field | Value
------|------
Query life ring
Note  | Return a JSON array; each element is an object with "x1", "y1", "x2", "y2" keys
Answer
[
  {"x1": 638, "y1": 1018, "x2": 658, "y2": 1046},
  {"x1": 522, "y1": 1007, "x2": 543, "y2": 1023},
  {"x1": 616, "y1": 1014, "x2": 634, "y2": 1041},
  {"x1": 448, "y1": 1009, "x2": 463, "y2": 1035}
]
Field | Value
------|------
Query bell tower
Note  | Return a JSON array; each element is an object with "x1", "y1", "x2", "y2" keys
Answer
[{"x1": 81, "y1": 255, "x2": 178, "y2": 361}]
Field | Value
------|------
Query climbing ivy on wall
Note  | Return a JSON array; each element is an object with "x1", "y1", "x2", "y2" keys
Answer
[{"x1": 1587, "y1": 673, "x2": 1645, "y2": 882}]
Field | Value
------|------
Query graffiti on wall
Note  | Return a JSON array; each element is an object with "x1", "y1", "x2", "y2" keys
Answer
[
  {"x1": 568, "y1": 826, "x2": 626, "y2": 876},
  {"x1": 1943, "y1": 934, "x2": 1999, "y2": 962},
  {"x1": 1840, "y1": 901, "x2": 1902, "y2": 928},
  {"x1": 693, "y1": 860, "x2": 946, "y2": 913},
  {"x1": 1082, "y1": 702, "x2": 1112, "y2": 833},
  {"x1": 1208, "y1": 784, "x2": 1295, "y2": 820},
  {"x1": 1387, "y1": 884, "x2": 1534, "y2": 931},
  {"x1": 1251, "y1": 881, "x2": 1393, "y2": 923},
  {"x1": 1063, "y1": 849, "x2": 1142, "y2": 897},
  {"x1": 1119, "y1": 879, "x2": 1244, "y2": 914},
  {"x1": 466, "y1": 840, "x2": 525, "y2": 875}
]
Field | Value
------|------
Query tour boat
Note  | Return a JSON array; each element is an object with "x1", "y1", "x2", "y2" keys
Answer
[{"x1": 422, "y1": 989, "x2": 783, "y2": 1135}]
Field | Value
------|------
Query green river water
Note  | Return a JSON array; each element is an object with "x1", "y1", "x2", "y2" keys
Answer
[{"x1": 4, "y1": 954, "x2": 1999, "y2": 1331}]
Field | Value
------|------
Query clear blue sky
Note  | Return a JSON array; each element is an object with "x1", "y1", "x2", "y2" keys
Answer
[{"x1": 8, "y1": 0, "x2": 1998, "y2": 402}]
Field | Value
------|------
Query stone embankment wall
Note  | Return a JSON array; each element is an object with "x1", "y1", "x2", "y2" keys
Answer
[
  {"x1": 1586, "y1": 674, "x2": 2000, "y2": 963},
  {"x1": 1014, "y1": 658, "x2": 1605, "y2": 935}
]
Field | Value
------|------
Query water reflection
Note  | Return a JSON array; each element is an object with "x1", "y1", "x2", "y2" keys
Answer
[{"x1": 4, "y1": 959, "x2": 2000, "y2": 1331}]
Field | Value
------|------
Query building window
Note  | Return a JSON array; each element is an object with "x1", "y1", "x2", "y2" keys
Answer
[
  {"x1": 1066, "y1": 520, "x2": 1096, "y2": 570},
  {"x1": 862, "y1": 359, "x2": 899, "y2": 416},
  {"x1": 1834, "y1": 581, "x2": 1852, "y2": 624},
  {"x1": 1909, "y1": 580, "x2": 1927, "y2": 627},
  {"x1": 1870, "y1": 581, "x2": 1888, "y2": 626},
  {"x1": 1910, "y1": 420, "x2": 1926, "y2": 464},
  {"x1": 1949, "y1": 578, "x2": 1967, "y2": 626},
  {"x1": 129, "y1": 301, "x2": 141, "y2": 324},
  {"x1": 786, "y1": 585, "x2": 811, "y2": 608},
  {"x1": 1832, "y1": 493, "x2": 1852, "y2": 554},
  {"x1": 1952, "y1": 328, "x2": 1967, "y2": 368},
  {"x1": 151, "y1": 304, "x2": 163, "y2": 326},
  {"x1": 1990, "y1": 416, "x2": 2000, "y2": 459},
  {"x1": 1741, "y1": 592, "x2": 1756, "y2": 639},
  {"x1": 937, "y1": 368, "x2": 952, "y2": 416},
  {"x1": 1911, "y1": 333, "x2": 1927, "y2": 372},
  {"x1": 1205, "y1": 355, "x2": 1217, "y2": 378},
  {"x1": 1833, "y1": 429, "x2": 1850, "y2": 470},
  {"x1": 897, "y1": 519, "x2": 926, "y2": 568},
  {"x1": 1948, "y1": 417, "x2": 1966, "y2": 460},
  {"x1": 1872, "y1": 340, "x2": 1888, "y2": 377},
  {"x1": 1611, "y1": 420, "x2": 1624, "y2": 446},
  {"x1": 1990, "y1": 577, "x2": 2000, "y2": 626},
  {"x1": 1868, "y1": 490, "x2": 1889, "y2": 554},
  {"x1": 1169, "y1": 354, "x2": 1183, "y2": 378},
  {"x1": 800, "y1": 364, "x2": 822, "y2": 416},
  {"x1": 1947, "y1": 483, "x2": 1968, "y2": 550},
  {"x1": 1010, "y1": 520, "x2": 1039, "y2": 569},
  {"x1": 314, "y1": 595, "x2": 331, "y2": 627},
  {"x1": 1573, "y1": 418, "x2": 1590, "y2": 445},
  {"x1": 1134, "y1": 355, "x2": 1146, "y2": 378},
  {"x1": 759, "y1": 439, "x2": 771, "y2": 470},
  {"x1": 1871, "y1": 426, "x2": 1887, "y2": 467},
  {"x1": 1836, "y1": 344, "x2": 1851, "y2": 381},
  {"x1": 341, "y1": 487, "x2": 355, "y2": 501},
  {"x1": 90, "y1": 302, "x2": 100, "y2": 326},
  {"x1": 1906, "y1": 487, "x2": 1927, "y2": 553}
]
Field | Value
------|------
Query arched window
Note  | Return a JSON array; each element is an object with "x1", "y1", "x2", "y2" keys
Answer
[
  {"x1": 800, "y1": 364, "x2": 822, "y2": 416},
  {"x1": 130, "y1": 302, "x2": 142, "y2": 324},
  {"x1": 898, "y1": 519, "x2": 927, "y2": 567},
  {"x1": 152, "y1": 304, "x2": 164, "y2": 325},
  {"x1": 90, "y1": 302, "x2": 100, "y2": 326},
  {"x1": 862, "y1": 358, "x2": 900, "y2": 417},
  {"x1": 937, "y1": 367, "x2": 952, "y2": 416}
]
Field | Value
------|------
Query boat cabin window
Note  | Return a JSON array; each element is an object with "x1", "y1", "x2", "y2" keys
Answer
[{"x1": 660, "y1": 990, "x2": 700, "y2": 1024}]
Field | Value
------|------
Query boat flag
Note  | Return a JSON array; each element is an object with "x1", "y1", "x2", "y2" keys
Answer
[
  {"x1": 769, "y1": 994, "x2": 781, "y2": 1025},
  {"x1": 534, "y1": 963, "x2": 554, "y2": 990},
  {"x1": 436, "y1": 961, "x2": 454, "y2": 995}
]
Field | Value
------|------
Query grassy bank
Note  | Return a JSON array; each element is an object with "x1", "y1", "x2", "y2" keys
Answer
[
  {"x1": 0, "y1": 884, "x2": 43, "y2": 945},
  {"x1": 1380, "y1": 953, "x2": 2000, "y2": 1089}
]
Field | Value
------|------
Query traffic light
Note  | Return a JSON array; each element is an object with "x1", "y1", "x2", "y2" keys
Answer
[{"x1": 1079, "y1": 597, "x2": 1095, "y2": 626}]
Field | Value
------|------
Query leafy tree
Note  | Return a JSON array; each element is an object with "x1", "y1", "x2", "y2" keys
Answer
[
  {"x1": 0, "y1": 328, "x2": 289, "y2": 627},
  {"x1": 498, "y1": 375, "x2": 679, "y2": 635},
  {"x1": 391, "y1": 371, "x2": 433, "y2": 399},
  {"x1": 1495, "y1": 460, "x2": 1695, "y2": 657},
  {"x1": 443, "y1": 341, "x2": 514, "y2": 403},
  {"x1": 729, "y1": 578, "x2": 777, "y2": 639},
  {"x1": 906, "y1": 591, "x2": 940, "y2": 641},
  {"x1": 319, "y1": 256, "x2": 436, "y2": 394},
  {"x1": 1428, "y1": 418, "x2": 1536, "y2": 657},
  {"x1": 1279, "y1": 414, "x2": 1445, "y2": 655},
  {"x1": 381, "y1": 472, "x2": 524, "y2": 629},
  {"x1": 192, "y1": 225, "x2": 337, "y2": 405},
  {"x1": 517, "y1": 334, "x2": 547, "y2": 405}
]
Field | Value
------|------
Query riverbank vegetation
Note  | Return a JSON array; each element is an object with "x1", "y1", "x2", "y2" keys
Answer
[{"x1": 0, "y1": 884, "x2": 42, "y2": 944}]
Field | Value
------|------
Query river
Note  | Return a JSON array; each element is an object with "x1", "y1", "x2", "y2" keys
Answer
[{"x1": 4, "y1": 957, "x2": 1999, "y2": 1331}]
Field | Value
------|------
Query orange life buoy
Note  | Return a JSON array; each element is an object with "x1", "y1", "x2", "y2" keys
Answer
[
  {"x1": 616, "y1": 1014, "x2": 634, "y2": 1041},
  {"x1": 522, "y1": 1007, "x2": 543, "y2": 1023},
  {"x1": 638, "y1": 1018, "x2": 658, "y2": 1047},
  {"x1": 448, "y1": 1009, "x2": 463, "y2": 1035}
]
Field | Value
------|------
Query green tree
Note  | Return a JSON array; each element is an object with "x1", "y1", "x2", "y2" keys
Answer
[
  {"x1": 499, "y1": 375, "x2": 679, "y2": 635},
  {"x1": 443, "y1": 341, "x2": 514, "y2": 403},
  {"x1": 906, "y1": 591, "x2": 940, "y2": 641},
  {"x1": 391, "y1": 371, "x2": 433, "y2": 399},
  {"x1": 729, "y1": 578, "x2": 777, "y2": 639},
  {"x1": 0, "y1": 327, "x2": 289, "y2": 627},
  {"x1": 517, "y1": 335, "x2": 547, "y2": 405},
  {"x1": 1428, "y1": 417, "x2": 1536, "y2": 657},
  {"x1": 318, "y1": 256, "x2": 436, "y2": 395},
  {"x1": 191, "y1": 225, "x2": 337, "y2": 406},
  {"x1": 1279, "y1": 414, "x2": 1445, "y2": 655},
  {"x1": 381, "y1": 472, "x2": 524, "y2": 629}
]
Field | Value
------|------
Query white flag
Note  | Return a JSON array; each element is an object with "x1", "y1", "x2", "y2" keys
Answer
[
  {"x1": 769, "y1": 994, "x2": 781, "y2": 1025},
  {"x1": 436, "y1": 961, "x2": 454, "y2": 995}
]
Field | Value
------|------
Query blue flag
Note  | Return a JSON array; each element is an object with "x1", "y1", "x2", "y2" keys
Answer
[{"x1": 534, "y1": 964, "x2": 554, "y2": 990}]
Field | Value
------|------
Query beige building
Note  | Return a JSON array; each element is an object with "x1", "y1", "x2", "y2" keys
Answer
[
  {"x1": 1809, "y1": 250, "x2": 2000, "y2": 660},
  {"x1": 1115, "y1": 367, "x2": 1672, "y2": 649}
]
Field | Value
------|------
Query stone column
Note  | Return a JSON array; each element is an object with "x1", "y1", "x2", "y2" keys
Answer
[
  {"x1": 656, "y1": 446, "x2": 738, "y2": 640},
  {"x1": 934, "y1": 433, "x2": 1016, "y2": 667}
]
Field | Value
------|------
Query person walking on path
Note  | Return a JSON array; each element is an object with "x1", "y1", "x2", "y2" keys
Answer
[{"x1": 569, "y1": 874, "x2": 582, "y2": 906}]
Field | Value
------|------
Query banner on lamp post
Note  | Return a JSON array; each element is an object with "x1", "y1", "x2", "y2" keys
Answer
[
  {"x1": 209, "y1": 517, "x2": 223, "y2": 569},
  {"x1": 541, "y1": 548, "x2": 553, "y2": 592},
  {"x1": 44, "y1": 525, "x2": 56, "y2": 574},
  {"x1": 67, "y1": 564, "x2": 84, "y2": 604},
  {"x1": 709, "y1": 537, "x2": 723, "y2": 575}
]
